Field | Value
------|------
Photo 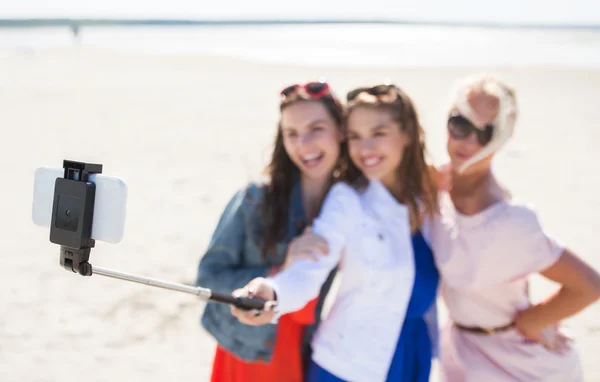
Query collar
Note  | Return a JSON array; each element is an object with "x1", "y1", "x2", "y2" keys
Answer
[{"x1": 363, "y1": 180, "x2": 409, "y2": 223}]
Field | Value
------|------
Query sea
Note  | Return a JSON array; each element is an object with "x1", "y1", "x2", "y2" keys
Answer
[{"x1": 1, "y1": 0, "x2": 599, "y2": 68}]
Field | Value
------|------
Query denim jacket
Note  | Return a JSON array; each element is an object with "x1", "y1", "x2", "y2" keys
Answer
[{"x1": 196, "y1": 180, "x2": 337, "y2": 363}]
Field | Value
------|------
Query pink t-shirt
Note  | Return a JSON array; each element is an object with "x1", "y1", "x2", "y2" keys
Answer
[{"x1": 427, "y1": 192, "x2": 564, "y2": 328}]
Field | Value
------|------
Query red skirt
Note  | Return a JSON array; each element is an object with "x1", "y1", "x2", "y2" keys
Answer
[{"x1": 210, "y1": 298, "x2": 318, "y2": 382}]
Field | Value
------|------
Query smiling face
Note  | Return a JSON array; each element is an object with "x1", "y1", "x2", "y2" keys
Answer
[
  {"x1": 446, "y1": 111, "x2": 495, "y2": 174},
  {"x1": 280, "y1": 100, "x2": 342, "y2": 182},
  {"x1": 346, "y1": 105, "x2": 410, "y2": 189}
]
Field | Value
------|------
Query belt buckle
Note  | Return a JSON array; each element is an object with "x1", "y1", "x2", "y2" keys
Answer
[{"x1": 483, "y1": 327, "x2": 496, "y2": 335}]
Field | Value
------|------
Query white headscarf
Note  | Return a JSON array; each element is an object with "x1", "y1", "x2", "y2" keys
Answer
[{"x1": 450, "y1": 75, "x2": 518, "y2": 174}]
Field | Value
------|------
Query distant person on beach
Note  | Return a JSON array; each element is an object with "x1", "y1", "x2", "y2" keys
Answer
[
  {"x1": 231, "y1": 83, "x2": 441, "y2": 382},
  {"x1": 70, "y1": 24, "x2": 81, "y2": 42},
  {"x1": 196, "y1": 81, "x2": 344, "y2": 382},
  {"x1": 430, "y1": 74, "x2": 600, "y2": 381}
]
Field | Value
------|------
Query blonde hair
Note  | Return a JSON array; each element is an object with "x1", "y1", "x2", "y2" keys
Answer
[{"x1": 449, "y1": 74, "x2": 518, "y2": 173}]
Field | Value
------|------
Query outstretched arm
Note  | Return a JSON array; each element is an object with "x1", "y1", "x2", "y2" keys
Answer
[{"x1": 231, "y1": 183, "x2": 361, "y2": 325}]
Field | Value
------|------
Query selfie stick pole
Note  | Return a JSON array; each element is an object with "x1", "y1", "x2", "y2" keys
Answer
[
  {"x1": 49, "y1": 160, "x2": 265, "y2": 311},
  {"x1": 92, "y1": 266, "x2": 210, "y2": 297},
  {"x1": 90, "y1": 265, "x2": 261, "y2": 308}
]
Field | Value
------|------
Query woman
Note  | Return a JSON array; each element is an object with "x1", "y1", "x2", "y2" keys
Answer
[
  {"x1": 232, "y1": 84, "x2": 440, "y2": 382},
  {"x1": 196, "y1": 80, "x2": 345, "y2": 382},
  {"x1": 430, "y1": 74, "x2": 600, "y2": 381}
]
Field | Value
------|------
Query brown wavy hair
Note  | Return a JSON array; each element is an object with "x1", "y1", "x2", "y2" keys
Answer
[
  {"x1": 342, "y1": 85, "x2": 438, "y2": 232},
  {"x1": 260, "y1": 89, "x2": 346, "y2": 258}
]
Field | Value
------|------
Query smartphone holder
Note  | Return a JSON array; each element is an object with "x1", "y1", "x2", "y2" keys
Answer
[
  {"x1": 50, "y1": 160, "x2": 101, "y2": 276},
  {"x1": 48, "y1": 159, "x2": 266, "y2": 311}
]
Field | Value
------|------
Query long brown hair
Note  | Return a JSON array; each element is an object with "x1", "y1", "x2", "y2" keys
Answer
[
  {"x1": 342, "y1": 85, "x2": 438, "y2": 232},
  {"x1": 260, "y1": 88, "x2": 346, "y2": 257}
]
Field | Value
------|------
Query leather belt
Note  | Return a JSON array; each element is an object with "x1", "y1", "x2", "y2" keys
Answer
[{"x1": 454, "y1": 322, "x2": 514, "y2": 335}]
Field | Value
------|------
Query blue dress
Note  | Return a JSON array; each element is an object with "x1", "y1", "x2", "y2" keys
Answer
[{"x1": 307, "y1": 231, "x2": 439, "y2": 382}]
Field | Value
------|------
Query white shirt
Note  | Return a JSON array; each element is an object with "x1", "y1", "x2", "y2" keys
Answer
[
  {"x1": 267, "y1": 180, "x2": 417, "y2": 382},
  {"x1": 428, "y1": 192, "x2": 564, "y2": 328}
]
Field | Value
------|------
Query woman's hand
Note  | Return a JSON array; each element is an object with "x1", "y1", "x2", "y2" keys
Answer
[
  {"x1": 230, "y1": 277, "x2": 278, "y2": 326},
  {"x1": 281, "y1": 226, "x2": 329, "y2": 271},
  {"x1": 466, "y1": 87, "x2": 500, "y2": 127},
  {"x1": 513, "y1": 309, "x2": 573, "y2": 354}
]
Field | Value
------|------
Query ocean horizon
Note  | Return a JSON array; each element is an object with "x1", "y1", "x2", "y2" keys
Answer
[
  {"x1": 2, "y1": 23, "x2": 600, "y2": 69},
  {"x1": 1, "y1": 0, "x2": 599, "y2": 27},
  {"x1": 1, "y1": 1, "x2": 599, "y2": 69}
]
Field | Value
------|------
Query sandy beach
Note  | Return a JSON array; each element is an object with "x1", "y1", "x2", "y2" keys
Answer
[{"x1": 1, "y1": 44, "x2": 599, "y2": 381}]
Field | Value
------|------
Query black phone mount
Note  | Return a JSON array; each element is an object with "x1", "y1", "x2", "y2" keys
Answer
[
  {"x1": 50, "y1": 160, "x2": 102, "y2": 276},
  {"x1": 48, "y1": 160, "x2": 266, "y2": 311}
]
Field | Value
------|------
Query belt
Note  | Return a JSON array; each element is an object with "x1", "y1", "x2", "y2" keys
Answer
[{"x1": 454, "y1": 322, "x2": 514, "y2": 335}]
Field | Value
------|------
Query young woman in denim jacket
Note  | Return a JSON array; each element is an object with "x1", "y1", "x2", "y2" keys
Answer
[
  {"x1": 233, "y1": 84, "x2": 441, "y2": 382},
  {"x1": 196, "y1": 81, "x2": 347, "y2": 382}
]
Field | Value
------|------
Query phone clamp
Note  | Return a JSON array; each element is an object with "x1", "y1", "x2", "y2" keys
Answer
[{"x1": 49, "y1": 160, "x2": 103, "y2": 276}]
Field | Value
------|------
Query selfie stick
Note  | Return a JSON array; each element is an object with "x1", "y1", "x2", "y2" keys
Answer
[{"x1": 48, "y1": 160, "x2": 266, "y2": 311}]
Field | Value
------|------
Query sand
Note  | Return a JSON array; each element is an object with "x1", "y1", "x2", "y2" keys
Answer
[{"x1": 1, "y1": 45, "x2": 599, "y2": 381}]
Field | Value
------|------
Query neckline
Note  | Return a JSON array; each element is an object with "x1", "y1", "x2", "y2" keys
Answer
[
  {"x1": 451, "y1": 198, "x2": 509, "y2": 228},
  {"x1": 364, "y1": 180, "x2": 409, "y2": 220}
]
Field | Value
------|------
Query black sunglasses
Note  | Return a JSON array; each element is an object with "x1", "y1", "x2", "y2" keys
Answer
[
  {"x1": 447, "y1": 113, "x2": 494, "y2": 146},
  {"x1": 346, "y1": 84, "x2": 399, "y2": 102}
]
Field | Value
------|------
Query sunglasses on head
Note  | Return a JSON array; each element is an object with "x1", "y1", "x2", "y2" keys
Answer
[
  {"x1": 447, "y1": 113, "x2": 494, "y2": 146},
  {"x1": 280, "y1": 81, "x2": 330, "y2": 100},
  {"x1": 346, "y1": 84, "x2": 399, "y2": 102}
]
